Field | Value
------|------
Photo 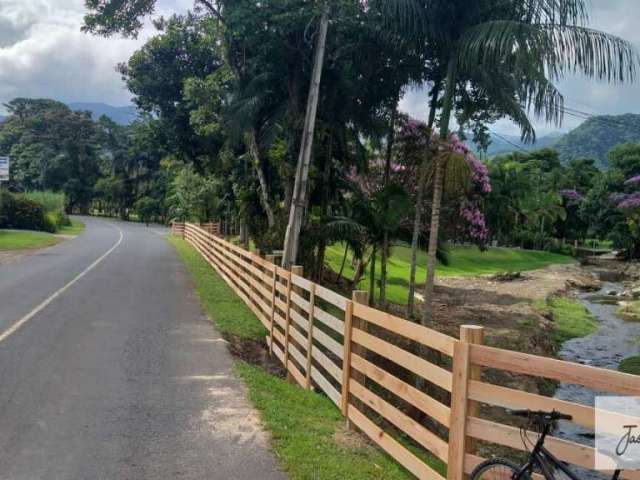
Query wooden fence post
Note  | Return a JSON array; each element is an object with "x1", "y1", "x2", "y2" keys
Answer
[
  {"x1": 286, "y1": 266, "x2": 303, "y2": 383},
  {"x1": 341, "y1": 299, "x2": 355, "y2": 417},
  {"x1": 350, "y1": 290, "x2": 369, "y2": 423},
  {"x1": 266, "y1": 254, "x2": 277, "y2": 350},
  {"x1": 447, "y1": 325, "x2": 483, "y2": 480},
  {"x1": 461, "y1": 325, "x2": 484, "y2": 463},
  {"x1": 305, "y1": 283, "x2": 316, "y2": 389}
]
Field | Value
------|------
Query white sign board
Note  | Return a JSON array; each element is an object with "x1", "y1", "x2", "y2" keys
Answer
[
  {"x1": 596, "y1": 396, "x2": 640, "y2": 470},
  {"x1": 0, "y1": 156, "x2": 9, "y2": 182}
]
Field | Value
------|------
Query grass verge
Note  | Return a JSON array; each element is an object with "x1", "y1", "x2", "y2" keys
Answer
[
  {"x1": 534, "y1": 297, "x2": 598, "y2": 345},
  {"x1": 171, "y1": 236, "x2": 434, "y2": 479},
  {"x1": 168, "y1": 236, "x2": 266, "y2": 340},
  {"x1": 58, "y1": 218, "x2": 86, "y2": 235},
  {"x1": 619, "y1": 355, "x2": 640, "y2": 375},
  {"x1": 0, "y1": 229, "x2": 60, "y2": 251},
  {"x1": 236, "y1": 361, "x2": 417, "y2": 480},
  {"x1": 326, "y1": 243, "x2": 574, "y2": 305}
]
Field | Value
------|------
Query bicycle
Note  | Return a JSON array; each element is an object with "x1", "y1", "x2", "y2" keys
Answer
[{"x1": 470, "y1": 409, "x2": 622, "y2": 480}]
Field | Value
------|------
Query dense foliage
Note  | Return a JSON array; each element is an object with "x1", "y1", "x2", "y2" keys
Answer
[
  {"x1": 0, "y1": 0, "x2": 636, "y2": 321},
  {"x1": 486, "y1": 145, "x2": 640, "y2": 257}
]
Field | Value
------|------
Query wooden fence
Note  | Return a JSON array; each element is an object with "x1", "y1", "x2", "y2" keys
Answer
[{"x1": 173, "y1": 222, "x2": 640, "y2": 480}]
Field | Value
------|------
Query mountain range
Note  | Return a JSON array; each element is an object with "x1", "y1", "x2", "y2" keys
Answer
[
  {"x1": 68, "y1": 102, "x2": 139, "y2": 125},
  {"x1": 484, "y1": 132, "x2": 564, "y2": 157},
  {"x1": 485, "y1": 113, "x2": 640, "y2": 168}
]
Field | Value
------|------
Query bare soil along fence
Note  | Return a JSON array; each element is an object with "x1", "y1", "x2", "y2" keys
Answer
[{"x1": 174, "y1": 222, "x2": 640, "y2": 480}]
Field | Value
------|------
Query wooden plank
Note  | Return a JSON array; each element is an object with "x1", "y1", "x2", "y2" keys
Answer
[
  {"x1": 353, "y1": 302, "x2": 455, "y2": 356},
  {"x1": 314, "y1": 284, "x2": 347, "y2": 310},
  {"x1": 273, "y1": 312, "x2": 287, "y2": 329},
  {"x1": 467, "y1": 416, "x2": 596, "y2": 470},
  {"x1": 341, "y1": 300, "x2": 354, "y2": 416},
  {"x1": 290, "y1": 273, "x2": 312, "y2": 292},
  {"x1": 287, "y1": 357, "x2": 306, "y2": 387},
  {"x1": 289, "y1": 309, "x2": 309, "y2": 333},
  {"x1": 311, "y1": 366, "x2": 341, "y2": 406},
  {"x1": 289, "y1": 342, "x2": 307, "y2": 370},
  {"x1": 289, "y1": 327, "x2": 307, "y2": 355},
  {"x1": 314, "y1": 307, "x2": 344, "y2": 335},
  {"x1": 468, "y1": 380, "x2": 596, "y2": 429},
  {"x1": 313, "y1": 327, "x2": 343, "y2": 359},
  {"x1": 447, "y1": 340, "x2": 471, "y2": 480},
  {"x1": 274, "y1": 297, "x2": 288, "y2": 315},
  {"x1": 350, "y1": 352, "x2": 450, "y2": 427},
  {"x1": 349, "y1": 378, "x2": 449, "y2": 462},
  {"x1": 312, "y1": 347, "x2": 342, "y2": 384},
  {"x1": 272, "y1": 342, "x2": 285, "y2": 364},
  {"x1": 347, "y1": 406, "x2": 445, "y2": 480},
  {"x1": 351, "y1": 327, "x2": 452, "y2": 392},
  {"x1": 290, "y1": 291, "x2": 310, "y2": 312},
  {"x1": 470, "y1": 344, "x2": 640, "y2": 396}
]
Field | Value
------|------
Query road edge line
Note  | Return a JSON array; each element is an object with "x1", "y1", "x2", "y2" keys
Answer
[{"x1": 0, "y1": 223, "x2": 124, "y2": 344}]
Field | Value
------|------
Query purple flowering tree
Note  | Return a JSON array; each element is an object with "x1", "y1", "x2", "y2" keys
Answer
[{"x1": 616, "y1": 178, "x2": 640, "y2": 254}]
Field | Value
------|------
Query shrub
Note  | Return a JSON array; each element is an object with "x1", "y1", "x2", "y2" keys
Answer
[
  {"x1": 0, "y1": 190, "x2": 49, "y2": 231},
  {"x1": 43, "y1": 212, "x2": 59, "y2": 233},
  {"x1": 21, "y1": 191, "x2": 66, "y2": 214}
]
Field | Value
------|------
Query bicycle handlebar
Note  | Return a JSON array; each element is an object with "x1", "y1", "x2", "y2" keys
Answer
[{"x1": 511, "y1": 409, "x2": 573, "y2": 421}]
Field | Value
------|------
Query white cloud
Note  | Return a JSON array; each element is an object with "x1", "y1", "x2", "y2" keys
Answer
[{"x1": 0, "y1": 0, "x2": 192, "y2": 113}]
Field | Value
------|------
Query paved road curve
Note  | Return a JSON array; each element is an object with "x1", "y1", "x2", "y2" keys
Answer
[{"x1": 0, "y1": 217, "x2": 285, "y2": 480}]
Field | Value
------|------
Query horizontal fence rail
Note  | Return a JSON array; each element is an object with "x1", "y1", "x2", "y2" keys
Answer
[{"x1": 174, "y1": 222, "x2": 640, "y2": 480}]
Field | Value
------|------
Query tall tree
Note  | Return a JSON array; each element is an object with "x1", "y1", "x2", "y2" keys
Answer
[{"x1": 384, "y1": 0, "x2": 638, "y2": 324}]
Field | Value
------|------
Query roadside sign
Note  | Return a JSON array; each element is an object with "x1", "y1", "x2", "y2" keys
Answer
[{"x1": 0, "y1": 156, "x2": 9, "y2": 182}]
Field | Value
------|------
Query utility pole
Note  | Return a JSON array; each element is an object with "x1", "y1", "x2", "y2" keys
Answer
[{"x1": 281, "y1": 4, "x2": 330, "y2": 268}]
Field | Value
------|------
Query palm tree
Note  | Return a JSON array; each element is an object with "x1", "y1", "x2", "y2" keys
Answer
[{"x1": 383, "y1": 0, "x2": 637, "y2": 325}]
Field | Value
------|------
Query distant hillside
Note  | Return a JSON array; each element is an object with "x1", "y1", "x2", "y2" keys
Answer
[
  {"x1": 68, "y1": 102, "x2": 138, "y2": 125},
  {"x1": 553, "y1": 114, "x2": 640, "y2": 168},
  {"x1": 484, "y1": 132, "x2": 562, "y2": 157}
]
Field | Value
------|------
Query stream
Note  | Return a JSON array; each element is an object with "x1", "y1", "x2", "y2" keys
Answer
[{"x1": 553, "y1": 280, "x2": 640, "y2": 479}]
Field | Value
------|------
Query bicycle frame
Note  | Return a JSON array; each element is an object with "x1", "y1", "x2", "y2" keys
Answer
[{"x1": 513, "y1": 420, "x2": 622, "y2": 480}]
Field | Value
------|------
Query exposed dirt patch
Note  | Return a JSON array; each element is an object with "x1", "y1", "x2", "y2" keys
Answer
[
  {"x1": 415, "y1": 263, "x2": 601, "y2": 356},
  {"x1": 225, "y1": 334, "x2": 286, "y2": 377},
  {"x1": 0, "y1": 250, "x2": 27, "y2": 265}
]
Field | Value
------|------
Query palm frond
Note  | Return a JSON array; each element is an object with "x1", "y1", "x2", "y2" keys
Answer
[
  {"x1": 520, "y1": 0, "x2": 589, "y2": 26},
  {"x1": 459, "y1": 20, "x2": 638, "y2": 84},
  {"x1": 376, "y1": 0, "x2": 426, "y2": 38}
]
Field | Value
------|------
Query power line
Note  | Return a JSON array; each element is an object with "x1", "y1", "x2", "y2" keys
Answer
[{"x1": 488, "y1": 128, "x2": 530, "y2": 153}]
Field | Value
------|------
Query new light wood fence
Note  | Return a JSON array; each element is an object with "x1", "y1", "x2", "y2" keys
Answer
[{"x1": 173, "y1": 222, "x2": 640, "y2": 480}]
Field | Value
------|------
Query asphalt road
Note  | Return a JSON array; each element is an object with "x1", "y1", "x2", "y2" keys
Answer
[{"x1": 0, "y1": 217, "x2": 285, "y2": 480}]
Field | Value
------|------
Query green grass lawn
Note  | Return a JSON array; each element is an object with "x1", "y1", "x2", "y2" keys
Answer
[
  {"x1": 619, "y1": 355, "x2": 640, "y2": 375},
  {"x1": 237, "y1": 362, "x2": 422, "y2": 480},
  {"x1": 534, "y1": 297, "x2": 598, "y2": 345},
  {"x1": 326, "y1": 243, "x2": 575, "y2": 305},
  {"x1": 0, "y1": 230, "x2": 60, "y2": 251},
  {"x1": 58, "y1": 218, "x2": 85, "y2": 235},
  {"x1": 168, "y1": 236, "x2": 267, "y2": 340}
]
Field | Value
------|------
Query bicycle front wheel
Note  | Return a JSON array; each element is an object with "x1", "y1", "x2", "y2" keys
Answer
[{"x1": 470, "y1": 458, "x2": 531, "y2": 480}]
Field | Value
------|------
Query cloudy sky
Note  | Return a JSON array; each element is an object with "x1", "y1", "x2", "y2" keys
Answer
[{"x1": 0, "y1": 0, "x2": 639, "y2": 137}]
